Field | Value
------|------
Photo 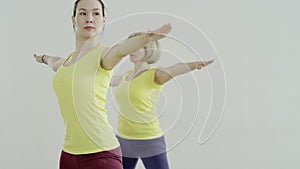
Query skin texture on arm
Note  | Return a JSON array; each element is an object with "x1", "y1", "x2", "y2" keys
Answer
[
  {"x1": 101, "y1": 23, "x2": 172, "y2": 70},
  {"x1": 34, "y1": 54, "x2": 65, "y2": 72},
  {"x1": 154, "y1": 60, "x2": 214, "y2": 85}
]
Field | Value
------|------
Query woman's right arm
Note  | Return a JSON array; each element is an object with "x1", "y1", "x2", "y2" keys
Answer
[{"x1": 34, "y1": 54, "x2": 65, "y2": 72}]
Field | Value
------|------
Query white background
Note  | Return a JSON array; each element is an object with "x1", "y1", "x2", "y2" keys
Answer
[{"x1": 0, "y1": 0, "x2": 299, "y2": 169}]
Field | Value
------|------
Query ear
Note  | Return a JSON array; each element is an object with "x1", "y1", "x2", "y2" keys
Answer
[
  {"x1": 72, "y1": 16, "x2": 75, "y2": 27},
  {"x1": 103, "y1": 16, "x2": 106, "y2": 24}
]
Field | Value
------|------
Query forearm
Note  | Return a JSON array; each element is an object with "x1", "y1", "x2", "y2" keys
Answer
[
  {"x1": 156, "y1": 60, "x2": 213, "y2": 84},
  {"x1": 155, "y1": 62, "x2": 201, "y2": 85},
  {"x1": 101, "y1": 33, "x2": 151, "y2": 70},
  {"x1": 42, "y1": 55, "x2": 64, "y2": 71},
  {"x1": 117, "y1": 33, "x2": 150, "y2": 57},
  {"x1": 170, "y1": 62, "x2": 200, "y2": 77},
  {"x1": 101, "y1": 23, "x2": 171, "y2": 70}
]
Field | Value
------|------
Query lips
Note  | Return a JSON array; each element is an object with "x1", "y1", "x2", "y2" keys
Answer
[{"x1": 84, "y1": 26, "x2": 95, "y2": 30}]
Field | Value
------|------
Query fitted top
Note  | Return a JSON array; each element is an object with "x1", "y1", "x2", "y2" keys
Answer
[
  {"x1": 52, "y1": 46, "x2": 119, "y2": 154},
  {"x1": 115, "y1": 68, "x2": 164, "y2": 139}
]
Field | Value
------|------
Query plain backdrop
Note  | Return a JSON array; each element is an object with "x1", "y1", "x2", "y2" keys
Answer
[{"x1": 0, "y1": 0, "x2": 299, "y2": 169}]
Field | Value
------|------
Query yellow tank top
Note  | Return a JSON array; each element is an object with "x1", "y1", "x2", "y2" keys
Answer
[
  {"x1": 115, "y1": 68, "x2": 164, "y2": 140},
  {"x1": 52, "y1": 46, "x2": 119, "y2": 154}
]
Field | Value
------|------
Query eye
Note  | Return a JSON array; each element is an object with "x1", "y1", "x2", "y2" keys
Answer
[
  {"x1": 79, "y1": 12, "x2": 86, "y2": 16},
  {"x1": 94, "y1": 12, "x2": 100, "y2": 16}
]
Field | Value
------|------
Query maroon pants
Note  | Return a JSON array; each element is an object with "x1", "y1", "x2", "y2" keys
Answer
[{"x1": 59, "y1": 147, "x2": 123, "y2": 169}]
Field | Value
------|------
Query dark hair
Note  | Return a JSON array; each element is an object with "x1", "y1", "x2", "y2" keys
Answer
[{"x1": 73, "y1": 0, "x2": 106, "y2": 17}]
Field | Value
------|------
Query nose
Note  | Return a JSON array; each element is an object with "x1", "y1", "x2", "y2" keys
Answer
[
  {"x1": 86, "y1": 19, "x2": 93, "y2": 24},
  {"x1": 86, "y1": 14, "x2": 93, "y2": 23},
  {"x1": 86, "y1": 19, "x2": 93, "y2": 23}
]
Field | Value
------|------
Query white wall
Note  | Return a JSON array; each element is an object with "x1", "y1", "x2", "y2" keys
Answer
[{"x1": 0, "y1": 0, "x2": 299, "y2": 168}]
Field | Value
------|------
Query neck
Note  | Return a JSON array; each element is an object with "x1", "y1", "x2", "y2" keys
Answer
[
  {"x1": 75, "y1": 34, "x2": 101, "y2": 56},
  {"x1": 134, "y1": 61, "x2": 150, "y2": 73}
]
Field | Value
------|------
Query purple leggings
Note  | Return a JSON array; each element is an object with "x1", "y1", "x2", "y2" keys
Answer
[
  {"x1": 122, "y1": 152, "x2": 169, "y2": 169},
  {"x1": 59, "y1": 147, "x2": 123, "y2": 169}
]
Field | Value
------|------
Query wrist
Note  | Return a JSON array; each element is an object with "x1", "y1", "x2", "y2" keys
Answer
[{"x1": 41, "y1": 55, "x2": 47, "y2": 64}]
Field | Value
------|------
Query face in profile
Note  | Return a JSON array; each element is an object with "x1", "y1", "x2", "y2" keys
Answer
[{"x1": 129, "y1": 47, "x2": 146, "y2": 63}]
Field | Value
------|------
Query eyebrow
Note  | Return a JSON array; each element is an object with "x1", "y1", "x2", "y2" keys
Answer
[{"x1": 78, "y1": 8, "x2": 101, "y2": 11}]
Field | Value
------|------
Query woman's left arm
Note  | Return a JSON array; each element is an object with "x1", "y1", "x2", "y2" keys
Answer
[{"x1": 100, "y1": 23, "x2": 172, "y2": 70}]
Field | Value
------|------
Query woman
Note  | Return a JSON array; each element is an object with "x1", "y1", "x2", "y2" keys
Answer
[
  {"x1": 33, "y1": 0, "x2": 172, "y2": 168},
  {"x1": 110, "y1": 32, "x2": 213, "y2": 169}
]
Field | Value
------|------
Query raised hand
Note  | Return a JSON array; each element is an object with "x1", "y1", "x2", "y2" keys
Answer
[{"x1": 146, "y1": 23, "x2": 172, "y2": 41}]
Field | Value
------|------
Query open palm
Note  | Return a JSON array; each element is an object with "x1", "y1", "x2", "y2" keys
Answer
[{"x1": 147, "y1": 23, "x2": 172, "y2": 41}]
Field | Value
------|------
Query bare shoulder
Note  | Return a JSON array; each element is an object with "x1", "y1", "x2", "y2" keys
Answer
[
  {"x1": 53, "y1": 57, "x2": 65, "y2": 72},
  {"x1": 101, "y1": 46, "x2": 110, "y2": 58},
  {"x1": 100, "y1": 45, "x2": 120, "y2": 70},
  {"x1": 155, "y1": 67, "x2": 170, "y2": 77}
]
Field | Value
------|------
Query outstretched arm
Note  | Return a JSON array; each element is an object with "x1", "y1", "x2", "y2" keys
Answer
[
  {"x1": 34, "y1": 54, "x2": 65, "y2": 72},
  {"x1": 154, "y1": 60, "x2": 214, "y2": 85},
  {"x1": 101, "y1": 23, "x2": 172, "y2": 70}
]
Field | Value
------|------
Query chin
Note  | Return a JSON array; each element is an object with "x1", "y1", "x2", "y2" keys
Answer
[{"x1": 82, "y1": 33, "x2": 98, "y2": 39}]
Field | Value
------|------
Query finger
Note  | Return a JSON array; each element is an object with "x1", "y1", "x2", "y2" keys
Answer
[
  {"x1": 207, "y1": 59, "x2": 214, "y2": 63},
  {"x1": 196, "y1": 63, "x2": 203, "y2": 69},
  {"x1": 197, "y1": 66, "x2": 203, "y2": 69},
  {"x1": 164, "y1": 23, "x2": 172, "y2": 32},
  {"x1": 201, "y1": 60, "x2": 213, "y2": 67},
  {"x1": 36, "y1": 55, "x2": 43, "y2": 63},
  {"x1": 205, "y1": 60, "x2": 214, "y2": 65},
  {"x1": 163, "y1": 24, "x2": 172, "y2": 33},
  {"x1": 163, "y1": 23, "x2": 172, "y2": 29},
  {"x1": 166, "y1": 23, "x2": 172, "y2": 31},
  {"x1": 157, "y1": 24, "x2": 170, "y2": 34}
]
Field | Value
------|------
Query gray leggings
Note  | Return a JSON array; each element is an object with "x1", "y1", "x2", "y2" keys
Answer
[{"x1": 116, "y1": 135, "x2": 169, "y2": 169}]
